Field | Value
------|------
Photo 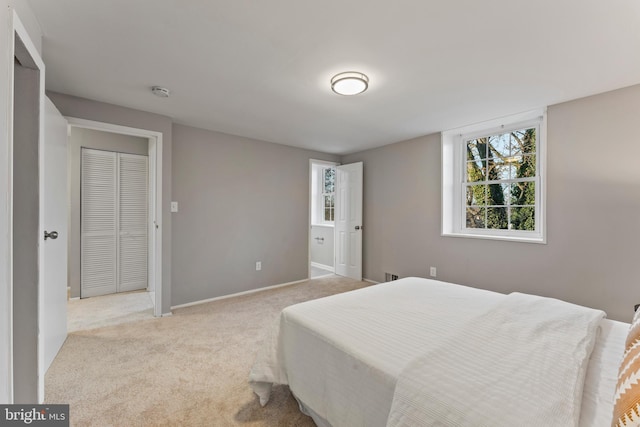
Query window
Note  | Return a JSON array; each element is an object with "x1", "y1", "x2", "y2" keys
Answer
[
  {"x1": 442, "y1": 110, "x2": 546, "y2": 243},
  {"x1": 311, "y1": 161, "x2": 337, "y2": 226},
  {"x1": 321, "y1": 167, "x2": 335, "y2": 222}
]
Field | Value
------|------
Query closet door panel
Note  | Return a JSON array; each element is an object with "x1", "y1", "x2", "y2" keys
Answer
[
  {"x1": 81, "y1": 149, "x2": 117, "y2": 297},
  {"x1": 118, "y1": 153, "x2": 148, "y2": 292}
]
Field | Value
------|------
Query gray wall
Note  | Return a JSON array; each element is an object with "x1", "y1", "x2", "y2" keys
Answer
[
  {"x1": 47, "y1": 85, "x2": 640, "y2": 322},
  {"x1": 67, "y1": 127, "x2": 148, "y2": 298},
  {"x1": 48, "y1": 92, "x2": 174, "y2": 314},
  {"x1": 310, "y1": 225, "x2": 334, "y2": 268},
  {"x1": 171, "y1": 124, "x2": 339, "y2": 306},
  {"x1": 342, "y1": 83, "x2": 640, "y2": 322}
]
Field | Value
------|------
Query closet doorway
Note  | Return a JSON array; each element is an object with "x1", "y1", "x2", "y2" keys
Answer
[{"x1": 66, "y1": 121, "x2": 164, "y2": 319}]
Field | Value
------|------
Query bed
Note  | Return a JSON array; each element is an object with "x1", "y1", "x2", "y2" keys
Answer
[{"x1": 249, "y1": 277, "x2": 631, "y2": 427}]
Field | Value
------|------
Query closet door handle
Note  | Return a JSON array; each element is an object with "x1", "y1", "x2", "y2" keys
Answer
[{"x1": 44, "y1": 230, "x2": 59, "y2": 240}]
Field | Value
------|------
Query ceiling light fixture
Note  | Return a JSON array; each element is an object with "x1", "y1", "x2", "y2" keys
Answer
[
  {"x1": 151, "y1": 86, "x2": 170, "y2": 98},
  {"x1": 330, "y1": 72, "x2": 369, "y2": 96}
]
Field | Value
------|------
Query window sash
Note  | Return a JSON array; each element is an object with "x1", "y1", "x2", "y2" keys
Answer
[{"x1": 459, "y1": 122, "x2": 541, "y2": 235}]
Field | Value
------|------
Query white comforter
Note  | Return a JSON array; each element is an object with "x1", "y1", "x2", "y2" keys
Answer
[
  {"x1": 386, "y1": 292, "x2": 605, "y2": 427},
  {"x1": 249, "y1": 278, "x2": 614, "y2": 427}
]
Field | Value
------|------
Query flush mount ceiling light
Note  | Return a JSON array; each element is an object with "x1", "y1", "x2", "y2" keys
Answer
[
  {"x1": 151, "y1": 86, "x2": 170, "y2": 98},
  {"x1": 330, "y1": 72, "x2": 369, "y2": 96}
]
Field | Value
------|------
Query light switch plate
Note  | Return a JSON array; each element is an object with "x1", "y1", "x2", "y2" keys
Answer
[{"x1": 171, "y1": 201, "x2": 178, "y2": 212}]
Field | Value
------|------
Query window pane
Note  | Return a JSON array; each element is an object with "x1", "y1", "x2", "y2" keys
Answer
[
  {"x1": 487, "y1": 206, "x2": 508, "y2": 229},
  {"x1": 513, "y1": 154, "x2": 536, "y2": 178},
  {"x1": 510, "y1": 181, "x2": 535, "y2": 206},
  {"x1": 466, "y1": 185, "x2": 485, "y2": 206},
  {"x1": 466, "y1": 207, "x2": 485, "y2": 228},
  {"x1": 487, "y1": 183, "x2": 507, "y2": 206},
  {"x1": 510, "y1": 128, "x2": 536, "y2": 155},
  {"x1": 324, "y1": 194, "x2": 334, "y2": 208},
  {"x1": 467, "y1": 138, "x2": 486, "y2": 162},
  {"x1": 500, "y1": 182, "x2": 510, "y2": 203},
  {"x1": 323, "y1": 195, "x2": 334, "y2": 222},
  {"x1": 324, "y1": 207, "x2": 334, "y2": 222},
  {"x1": 510, "y1": 206, "x2": 535, "y2": 231},
  {"x1": 487, "y1": 159, "x2": 514, "y2": 181},
  {"x1": 466, "y1": 160, "x2": 485, "y2": 183},
  {"x1": 488, "y1": 133, "x2": 510, "y2": 159},
  {"x1": 323, "y1": 168, "x2": 335, "y2": 193}
]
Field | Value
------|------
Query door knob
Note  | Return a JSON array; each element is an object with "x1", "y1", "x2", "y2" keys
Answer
[
  {"x1": 44, "y1": 230, "x2": 58, "y2": 240},
  {"x1": 355, "y1": 225, "x2": 362, "y2": 230}
]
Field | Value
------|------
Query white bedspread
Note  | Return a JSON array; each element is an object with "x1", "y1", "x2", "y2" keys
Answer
[
  {"x1": 386, "y1": 292, "x2": 605, "y2": 427},
  {"x1": 249, "y1": 278, "x2": 503, "y2": 417},
  {"x1": 249, "y1": 278, "x2": 620, "y2": 427}
]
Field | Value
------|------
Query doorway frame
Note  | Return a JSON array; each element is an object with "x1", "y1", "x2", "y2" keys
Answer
[
  {"x1": 308, "y1": 159, "x2": 339, "y2": 279},
  {"x1": 7, "y1": 9, "x2": 47, "y2": 403},
  {"x1": 66, "y1": 117, "x2": 164, "y2": 317}
]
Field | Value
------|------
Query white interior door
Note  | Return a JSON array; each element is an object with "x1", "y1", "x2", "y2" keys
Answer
[
  {"x1": 334, "y1": 162, "x2": 363, "y2": 280},
  {"x1": 41, "y1": 98, "x2": 68, "y2": 376}
]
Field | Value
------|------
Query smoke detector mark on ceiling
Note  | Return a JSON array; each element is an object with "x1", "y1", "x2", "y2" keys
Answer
[{"x1": 151, "y1": 86, "x2": 170, "y2": 98}]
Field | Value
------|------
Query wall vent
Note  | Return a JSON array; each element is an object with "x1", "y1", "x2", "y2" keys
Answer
[{"x1": 385, "y1": 273, "x2": 399, "y2": 282}]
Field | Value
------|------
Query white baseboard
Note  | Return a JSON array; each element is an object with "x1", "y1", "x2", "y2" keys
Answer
[
  {"x1": 170, "y1": 279, "x2": 308, "y2": 310},
  {"x1": 310, "y1": 262, "x2": 334, "y2": 272},
  {"x1": 363, "y1": 278, "x2": 379, "y2": 284}
]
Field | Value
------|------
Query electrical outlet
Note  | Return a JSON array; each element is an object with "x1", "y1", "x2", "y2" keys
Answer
[
  {"x1": 430, "y1": 267, "x2": 437, "y2": 277},
  {"x1": 171, "y1": 201, "x2": 178, "y2": 212},
  {"x1": 256, "y1": 261, "x2": 262, "y2": 271}
]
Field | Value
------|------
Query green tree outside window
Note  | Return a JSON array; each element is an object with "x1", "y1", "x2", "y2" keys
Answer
[{"x1": 465, "y1": 128, "x2": 536, "y2": 231}]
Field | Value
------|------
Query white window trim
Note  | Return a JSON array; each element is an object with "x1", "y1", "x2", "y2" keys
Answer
[{"x1": 442, "y1": 109, "x2": 547, "y2": 244}]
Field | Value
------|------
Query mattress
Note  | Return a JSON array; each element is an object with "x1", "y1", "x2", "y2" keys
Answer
[{"x1": 249, "y1": 277, "x2": 627, "y2": 427}]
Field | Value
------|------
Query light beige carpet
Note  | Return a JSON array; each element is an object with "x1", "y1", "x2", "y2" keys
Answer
[
  {"x1": 45, "y1": 275, "x2": 370, "y2": 426},
  {"x1": 67, "y1": 290, "x2": 154, "y2": 332}
]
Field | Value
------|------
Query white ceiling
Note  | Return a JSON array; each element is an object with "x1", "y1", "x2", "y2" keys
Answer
[{"x1": 26, "y1": 0, "x2": 640, "y2": 155}]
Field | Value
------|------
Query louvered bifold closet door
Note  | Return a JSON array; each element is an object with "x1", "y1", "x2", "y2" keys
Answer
[
  {"x1": 118, "y1": 153, "x2": 148, "y2": 292},
  {"x1": 81, "y1": 148, "x2": 117, "y2": 297}
]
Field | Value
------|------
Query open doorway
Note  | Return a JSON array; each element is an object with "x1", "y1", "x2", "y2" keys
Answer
[
  {"x1": 12, "y1": 21, "x2": 44, "y2": 404},
  {"x1": 11, "y1": 11, "x2": 69, "y2": 404},
  {"x1": 66, "y1": 119, "x2": 164, "y2": 328},
  {"x1": 309, "y1": 160, "x2": 338, "y2": 278},
  {"x1": 309, "y1": 160, "x2": 364, "y2": 281},
  {"x1": 66, "y1": 128, "x2": 152, "y2": 330}
]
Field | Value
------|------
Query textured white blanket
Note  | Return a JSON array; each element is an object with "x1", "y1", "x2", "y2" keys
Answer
[
  {"x1": 386, "y1": 292, "x2": 605, "y2": 427},
  {"x1": 248, "y1": 278, "x2": 504, "y2": 413}
]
